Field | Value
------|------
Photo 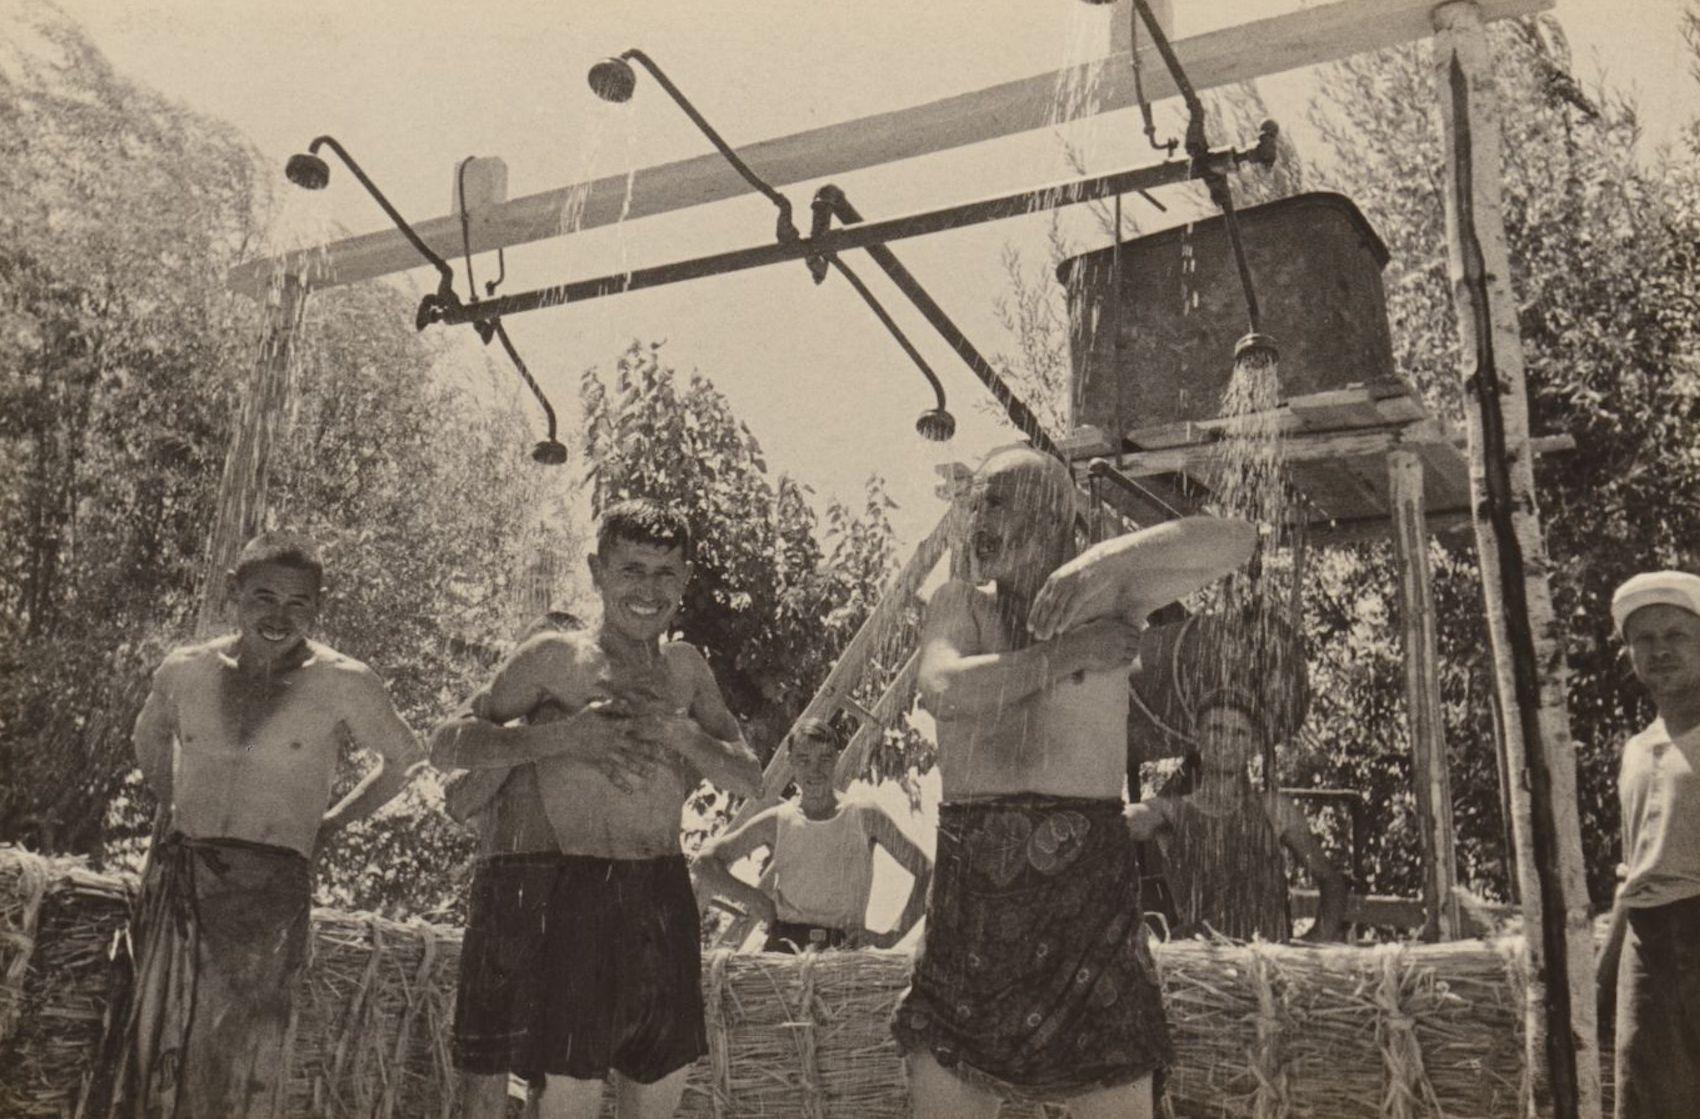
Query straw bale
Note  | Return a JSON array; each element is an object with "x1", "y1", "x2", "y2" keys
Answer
[{"x1": 0, "y1": 848, "x2": 1610, "y2": 1118}]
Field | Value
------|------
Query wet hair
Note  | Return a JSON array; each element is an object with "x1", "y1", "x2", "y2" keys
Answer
[
  {"x1": 596, "y1": 499, "x2": 693, "y2": 563},
  {"x1": 789, "y1": 717, "x2": 845, "y2": 753},
  {"x1": 232, "y1": 532, "x2": 324, "y2": 588}
]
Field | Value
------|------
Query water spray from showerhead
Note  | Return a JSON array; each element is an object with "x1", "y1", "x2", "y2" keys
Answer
[{"x1": 588, "y1": 56, "x2": 638, "y2": 103}]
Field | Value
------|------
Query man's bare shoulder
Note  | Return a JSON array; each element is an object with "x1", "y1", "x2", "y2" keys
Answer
[
  {"x1": 151, "y1": 636, "x2": 235, "y2": 685},
  {"x1": 660, "y1": 638, "x2": 712, "y2": 678},
  {"x1": 505, "y1": 629, "x2": 595, "y2": 685}
]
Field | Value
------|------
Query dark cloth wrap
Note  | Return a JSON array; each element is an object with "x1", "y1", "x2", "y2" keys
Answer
[
  {"x1": 85, "y1": 832, "x2": 311, "y2": 1119},
  {"x1": 454, "y1": 852, "x2": 706, "y2": 1085},
  {"x1": 892, "y1": 795, "x2": 1172, "y2": 1102},
  {"x1": 1614, "y1": 893, "x2": 1700, "y2": 1119}
]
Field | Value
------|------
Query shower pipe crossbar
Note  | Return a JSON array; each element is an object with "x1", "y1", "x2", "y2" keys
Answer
[{"x1": 426, "y1": 144, "x2": 1258, "y2": 328}]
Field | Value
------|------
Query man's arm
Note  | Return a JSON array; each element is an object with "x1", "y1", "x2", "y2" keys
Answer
[
  {"x1": 1272, "y1": 793, "x2": 1349, "y2": 942},
  {"x1": 693, "y1": 810, "x2": 783, "y2": 925},
  {"x1": 918, "y1": 581, "x2": 1143, "y2": 721},
  {"x1": 441, "y1": 767, "x2": 513, "y2": 826},
  {"x1": 634, "y1": 645, "x2": 761, "y2": 796},
  {"x1": 1028, "y1": 515, "x2": 1257, "y2": 640},
  {"x1": 1124, "y1": 797, "x2": 1173, "y2": 843},
  {"x1": 133, "y1": 659, "x2": 179, "y2": 804},
  {"x1": 862, "y1": 806, "x2": 933, "y2": 948},
  {"x1": 320, "y1": 664, "x2": 426, "y2": 842},
  {"x1": 429, "y1": 635, "x2": 632, "y2": 770}
]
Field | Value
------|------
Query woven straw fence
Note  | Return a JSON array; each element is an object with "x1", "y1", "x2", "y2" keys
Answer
[{"x1": 2, "y1": 847, "x2": 1586, "y2": 1118}]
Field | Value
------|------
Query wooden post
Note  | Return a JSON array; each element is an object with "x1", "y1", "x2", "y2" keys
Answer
[
  {"x1": 1431, "y1": 4, "x2": 1598, "y2": 1116},
  {"x1": 193, "y1": 273, "x2": 309, "y2": 637},
  {"x1": 1387, "y1": 449, "x2": 1461, "y2": 941}
]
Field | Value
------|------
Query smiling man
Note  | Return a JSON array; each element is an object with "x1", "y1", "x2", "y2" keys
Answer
[
  {"x1": 102, "y1": 531, "x2": 423, "y2": 1118},
  {"x1": 1597, "y1": 570, "x2": 1700, "y2": 1119},
  {"x1": 431, "y1": 499, "x2": 761, "y2": 1119}
]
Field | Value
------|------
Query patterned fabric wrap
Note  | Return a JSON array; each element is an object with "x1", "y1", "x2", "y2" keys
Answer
[
  {"x1": 87, "y1": 833, "x2": 311, "y2": 1119},
  {"x1": 892, "y1": 795, "x2": 1172, "y2": 1101}
]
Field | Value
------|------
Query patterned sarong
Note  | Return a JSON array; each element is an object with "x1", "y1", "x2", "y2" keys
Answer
[
  {"x1": 892, "y1": 795, "x2": 1172, "y2": 1101},
  {"x1": 84, "y1": 832, "x2": 311, "y2": 1119}
]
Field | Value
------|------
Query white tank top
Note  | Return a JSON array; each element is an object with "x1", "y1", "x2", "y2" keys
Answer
[{"x1": 769, "y1": 801, "x2": 874, "y2": 928}]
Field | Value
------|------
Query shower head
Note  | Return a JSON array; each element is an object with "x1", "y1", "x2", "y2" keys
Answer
[
  {"x1": 1234, "y1": 332, "x2": 1279, "y2": 363},
  {"x1": 531, "y1": 439, "x2": 570, "y2": 466},
  {"x1": 915, "y1": 408, "x2": 957, "y2": 443},
  {"x1": 588, "y1": 56, "x2": 638, "y2": 103},
  {"x1": 285, "y1": 152, "x2": 331, "y2": 190}
]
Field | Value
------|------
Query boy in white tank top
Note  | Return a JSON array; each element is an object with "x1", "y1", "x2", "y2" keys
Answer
[{"x1": 696, "y1": 719, "x2": 932, "y2": 951}]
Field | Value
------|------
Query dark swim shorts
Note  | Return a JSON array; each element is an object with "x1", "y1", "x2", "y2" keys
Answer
[
  {"x1": 453, "y1": 852, "x2": 706, "y2": 1084},
  {"x1": 891, "y1": 795, "x2": 1173, "y2": 1102}
]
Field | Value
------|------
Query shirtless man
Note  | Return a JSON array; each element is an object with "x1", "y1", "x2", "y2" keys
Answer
[
  {"x1": 432, "y1": 499, "x2": 762, "y2": 1119},
  {"x1": 438, "y1": 610, "x2": 582, "y2": 1119},
  {"x1": 892, "y1": 447, "x2": 1255, "y2": 1119},
  {"x1": 103, "y1": 532, "x2": 422, "y2": 1118}
]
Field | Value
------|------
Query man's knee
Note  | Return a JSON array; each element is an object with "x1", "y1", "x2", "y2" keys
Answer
[
  {"x1": 904, "y1": 1052, "x2": 1000, "y2": 1118},
  {"x1": 1066, "y1": 1074, "x2": 1156, "y2": 1119}
]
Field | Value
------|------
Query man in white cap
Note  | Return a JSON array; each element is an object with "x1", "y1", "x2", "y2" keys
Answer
[{"x1": 1597, "y1": 570, "x2": 1700, "y2": 1119}]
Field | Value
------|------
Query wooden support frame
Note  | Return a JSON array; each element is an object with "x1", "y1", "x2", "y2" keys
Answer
[
  {"x1": 1432, "y1": 3, "x2": 1598, "y2": 1116},
  {"x1": 228, "y1": 0, "x2": 1551, "y2": 295},
  {"x1": 1388, "y1": 449, "x2": 1462, "y2": 941}
]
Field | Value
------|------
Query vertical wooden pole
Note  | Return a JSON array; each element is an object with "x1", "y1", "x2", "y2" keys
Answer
[
  {"x1": 1431, "y1": 5, "x2": 1598, "y2": 1116},
  {"x1": 194, "y1": 272, "x2": 309, "y2": 637},
  {"x1": 1387, "y1": 450, "x2": 1461, "y2": 942}
]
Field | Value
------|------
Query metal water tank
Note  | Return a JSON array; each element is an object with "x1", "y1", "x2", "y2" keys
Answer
[{"x1": 1057, "y1": 192, "x2": 1395, "y2": 438}]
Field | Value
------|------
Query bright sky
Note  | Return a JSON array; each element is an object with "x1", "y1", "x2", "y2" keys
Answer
[{"x1": 31, "y1": 0, "x2": 1699, "y2": 557}]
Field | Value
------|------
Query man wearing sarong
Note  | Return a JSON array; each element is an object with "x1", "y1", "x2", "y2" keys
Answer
[
  {"x1": 893, "y1": 446, "x2": 1255, "y2": 1118},
  {"x1": 91, "y1": 532, "x2": 423, "y2": 1118},
  {"x1": 1595, "y1": 571, "x2": 1700, "y2": 1119}
]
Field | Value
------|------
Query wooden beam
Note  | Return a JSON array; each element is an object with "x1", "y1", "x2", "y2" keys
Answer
[
  {"x1": 228, "y1": 0, "x2": 1551, "y2": 295},
  {"x1": 1388, "y1": 450, "x2": 1462, "y2": 942},
  {"x1": 1112, "y1": 418, "x2": 1449, "y2": 476},
  {"x1": 1432, "y1": 4, "x2": 1598, "y2": 1116},
  {"x1": 1290, "y1": 888, "x2": 1513, "y2": 933},
  {"x1": 1306, "y1": 507, "x2": 1473, "y2": 546}
]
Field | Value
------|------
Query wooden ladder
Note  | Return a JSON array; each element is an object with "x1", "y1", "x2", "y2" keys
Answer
[{"x1": 709, "y1": 469, "x2": 969, "y2": 946}]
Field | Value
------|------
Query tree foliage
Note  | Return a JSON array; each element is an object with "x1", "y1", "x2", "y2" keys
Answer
[
  {"x1": 1300, "y1": 16, "x2": 1700, "y2": 904},
  {"x1": 991, "y1": 17, "x2": 1700, "y2": 908},
  {"x1": 0, "y1": 5, "x2": 575, "y2": 920}
]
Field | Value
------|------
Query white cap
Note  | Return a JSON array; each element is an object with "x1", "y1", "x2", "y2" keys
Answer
[{"x1": 1611, "y1": 571, "x2": 1700, "y2": 636}]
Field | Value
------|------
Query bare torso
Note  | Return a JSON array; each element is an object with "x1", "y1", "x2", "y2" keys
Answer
[
  {"x1": 162, "y1": 638, "x2": 362, "y2": 856},
  {"x1": 525, "y1": 634, "x2": 702, "y2": 858},
  {"x1": 935, "y1": 585, "x2": 1128, "y2": 802},
  {"x1": 475, "y1": 766, "x2": 560, "y2": 856}
]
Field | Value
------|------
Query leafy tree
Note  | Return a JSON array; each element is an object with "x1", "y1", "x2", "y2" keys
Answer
[
  {"x1": 0, "y1": 4, "x2": 578, "y2": 920},
  {"x1": 987, "y1": 17, "x2": 1700, "y2": 909},
  {"x1": 1302, "y1": 15, "x2": 1700, "y2": 904}
]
